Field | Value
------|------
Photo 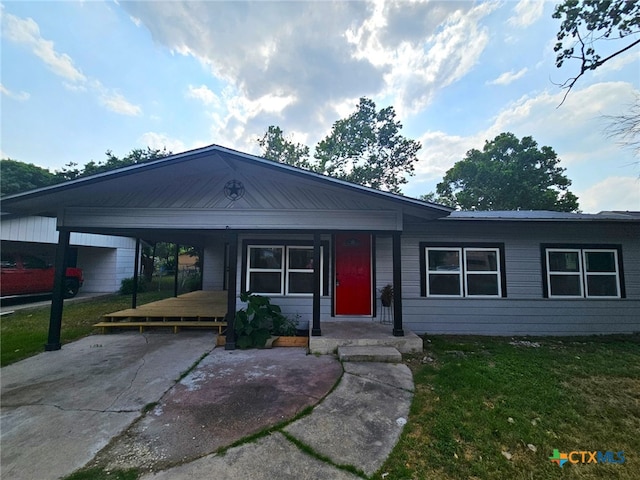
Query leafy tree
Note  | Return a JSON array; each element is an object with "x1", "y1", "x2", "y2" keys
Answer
[
  {"x1": 314, "y1": 98, "x2": 420, "y2": 193},
  {"x1": 434, "y1": 132, "x2": 580, "y2": 212},
  {"x1": 258, "y1": 126, "x2": 311, "y2": 169},
  {"x1": 1, "y1": 159, "x2": 60, "y2": 196},
  {"x1": 258, "y1": 97, "x2": 421, "y2": 194},
  {"x1": 57, "y1": 147, "x2": 171, "y2": 181},
  {"x1": 553, "y1": 0, "x2": 640, "y2": 102}
]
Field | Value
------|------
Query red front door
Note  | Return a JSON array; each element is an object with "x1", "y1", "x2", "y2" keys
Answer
[{"x1": 334, "y1": 233, "x2": 372, "y2": 316}]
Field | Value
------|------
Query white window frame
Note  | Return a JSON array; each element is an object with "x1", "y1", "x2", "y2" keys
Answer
[
  {"x1": 246, "y1": 244, "x2": 323, "y2": 297},
  {"x1": 545, "y1": 248, "x2": 621, "y2": 299},
  {"x1": 546, "y1": 248, "x2": 584, "y2": 298},
  {"x1": 426, "y1": 247, "x2": 502, "y2": 298},
  {"x1": 463, "y1": 248, "x2": 503, "y2": 298},
  {"x1": 246, "y1": 245, "x2": 285, "y2": 295},
  {"x1": 285, "y1": 246, "x2": 323, "y2": 297},
  {"x1": 583, "y1": 249, "x2": 620, "y2": 298},
  {"x1": 426, "y1": 247, "x2": 463, "y2": 297}
]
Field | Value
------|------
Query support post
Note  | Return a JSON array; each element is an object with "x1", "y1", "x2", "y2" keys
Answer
[
  {"x1": 225, "y1": 232, "x2": 238, "y2": 350},
  {"x1": 132, "y1": 238, "x2": 141, "y2": 309},
  {"x1": 312, "y1": 232, "x2": 322, "y2": 336},
  {"x1": 392, "y1": 231, "x2": 404, "y2": 337},
  {"x1": 45, "y1": 229, "x2": 70, "y2": 351},
  {"x1": 174, "y1": 243, "x2": 180, "y2": 297}
]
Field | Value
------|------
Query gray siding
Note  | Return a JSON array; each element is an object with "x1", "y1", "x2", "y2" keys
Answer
[
  {"x1": 201, "y1": 221, "x2": 639, "y2": 336},
  {"x1": 400, "y1": 220, "x2": 640, "y2": 335}
]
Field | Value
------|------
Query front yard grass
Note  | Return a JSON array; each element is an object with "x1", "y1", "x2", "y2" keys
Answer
[{"x1": 380, "y1": 335, "x2": 640, "y2": 479}]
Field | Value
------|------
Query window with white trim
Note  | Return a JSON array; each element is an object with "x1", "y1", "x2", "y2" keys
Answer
[
  {"x1": 545, "y1": 247, "x2": 621, "y2": 298},
  {"x1": 425, "y1": 247, "x2": 503, "y2": 297},
  {"x1": 246, "y1": 245, "x2": 322, "y2": 296}
]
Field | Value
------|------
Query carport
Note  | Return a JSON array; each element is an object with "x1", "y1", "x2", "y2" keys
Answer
[{"x1": 1, "y1": 144, "x2": 451, "y2": 352}]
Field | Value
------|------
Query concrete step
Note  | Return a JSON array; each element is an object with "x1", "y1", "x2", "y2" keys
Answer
[{"x1": 338, "y1": 346, "x2": 402, "y2": 363}]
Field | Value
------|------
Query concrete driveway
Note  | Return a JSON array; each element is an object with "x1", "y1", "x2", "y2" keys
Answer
[
  {"x1": 0, "y1": 333, "x2": 344, "y2": 479},
  {"x1": 1, "y1": 333, "x2": 413, "y2": 480}
]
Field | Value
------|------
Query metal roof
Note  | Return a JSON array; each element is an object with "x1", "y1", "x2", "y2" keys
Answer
[{"x1": 445, "y1": 210, "x2": 640, "y2": 222}]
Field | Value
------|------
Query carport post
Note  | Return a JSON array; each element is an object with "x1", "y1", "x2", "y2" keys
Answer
[
  {"x1": 312, "y1": 232, "x2": 321, "y2": 336},
  {"x1": 174, "y1": 243, "x2": 180, "y2": 297},
  {"x1": 224, "y1": 232, "x2": 237, "y2": 350},
  {"x1": 132, "y1": 238, "x2": 141, "y2": 309},
  {"x1": 392, "y1": 231, "x2": 404, "y2": 337},
  {"x1": 45, "y1": 229, "x2": 70, "y2": 351}
]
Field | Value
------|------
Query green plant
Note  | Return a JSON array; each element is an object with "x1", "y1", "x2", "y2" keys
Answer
[
  {"x1": 119, "y1": 277, "x2": 148, "y2": 295},
  {"x1": 380, "y1": 284, "x2": 393, "y2": 307},
  {"x1": 234, "y1": 292, "x2": 289, "y2": 349}
]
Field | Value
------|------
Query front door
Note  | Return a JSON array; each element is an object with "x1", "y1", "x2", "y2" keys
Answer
[{"x1": 334, "y1": 233, "x2": 372, "y2": 316}]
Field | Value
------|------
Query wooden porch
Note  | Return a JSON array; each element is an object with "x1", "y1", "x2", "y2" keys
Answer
[{"x1": 94, "y1": 290, "x2": 228, "y2": 334}]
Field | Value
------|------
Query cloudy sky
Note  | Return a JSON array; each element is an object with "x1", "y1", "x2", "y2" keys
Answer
[{"x1": 1, "y1": 0, "x2": 639, "y2": 212}]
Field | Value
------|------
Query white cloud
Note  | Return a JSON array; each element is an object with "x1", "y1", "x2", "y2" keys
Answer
[
  {"x1": 2, "y1": 10, "x2": 141, "y2": 117},
  {"x1": 508, "y1": 0, "x2": 545, "y2": 28},
  {"x1": 186, "y1": 84, "x2": 220, "y2": 107},
  {"x1": 577, "y1": 176, "x2": 640, "y2": 213},
  {"x1": 120, "y1": 1, "x2": 498, "y2": 148},
  {"x1": 0, "y1": 83, "x2": 30, "y2": 101},
  {"x1": 138, "y1": 132, "x2": 187, "y2": 153},
  {"x1": 1, "y1": 11, "x2": 86, "y2": 83},
  {"x1": 99, "y1": 91, "x2": 142, "y2": 116},
  {"x1": 487, "y1": 68, "x2": 528, "y2": 86}
]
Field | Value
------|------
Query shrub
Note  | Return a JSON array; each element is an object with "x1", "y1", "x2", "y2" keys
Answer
[
  {"x1": 119, "y1": 277, "x2": 148, "y2": 295},
  {"x1": 234, "y1": 292, "x2": 298, "y2": 348}
]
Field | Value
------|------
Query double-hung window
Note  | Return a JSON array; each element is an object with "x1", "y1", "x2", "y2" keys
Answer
[
  {"x1": 246, "y1": 245, "x2": 322, "y2": 296},
  {"x1": 544, "y1": 246, "x2": 622, "y2": 298},
  {"x1": 423, "y1": 245, "x2": 504, "y2": 297}
]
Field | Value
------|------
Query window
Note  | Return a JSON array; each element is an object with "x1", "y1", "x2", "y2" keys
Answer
[
  {"x1": 245, "y1": 244, "x2": 324, "y2": 296},
  {"x1": 423, "y1": 245, "x2": 504, "y2": 297},
  {"x1": 545, "y1": 247, "x2": 622, "y2": 298}
]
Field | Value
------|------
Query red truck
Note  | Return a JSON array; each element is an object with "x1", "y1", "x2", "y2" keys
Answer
[{"x1": 1, "y1": 252, "x2": 84, "y2": 298}]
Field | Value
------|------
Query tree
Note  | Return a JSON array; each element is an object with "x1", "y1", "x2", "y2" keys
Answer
[
  {"x1": 604, "y1": 93, "x2": 640, "y2": 159},
  {"x1": 258, "y1": 126, "x2": 311, "y2": 169},
  {"x1": 314, "y1": 98, "x2": 421, "y2": 193},
  {"x1": 258, "y1": 97, "x2": 421, "y2": 194},
  {"x1": 434, "y1": 132, "x2": 580, "y2": 212},
  {"x1": 553, "y1": 0, "x2": 640, "y2": 103},
  {"x1": 0, "y1": 159, "x2": 60, "y2": 196},
  {"x1": 57, "y1": 147, "x2": 171, "y2": 181}
]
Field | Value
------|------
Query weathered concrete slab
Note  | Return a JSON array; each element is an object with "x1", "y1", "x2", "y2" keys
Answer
[
  {"x1": 338, "y1": 345, "x2": 402, "y2": 363},
  {"x1": 0, "y1": 332, "x2": 216, "y2": 480},
  {"x1": 309, "y1": 321, "x2": 423, "y2": 354},
  {"x1": 343, "y1": 362, "x2": 414, "y2": 392},
  {"x1": 92, "y1": 347, "x2": 343, "y2": 471},
  {"x1": 284, "y1": 369, "x2": 413, "y2": 476},
  {"x1": 140, "y1": 432, "x2": 361, "y2": 480}
]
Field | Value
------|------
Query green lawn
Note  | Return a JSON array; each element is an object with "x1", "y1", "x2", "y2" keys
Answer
[
  {"x1": 1, "y1": 290, "x2": 174, "y2": 366},
  {"x1": 379, "y1": 335, "x2": 640, "y2": 479}
]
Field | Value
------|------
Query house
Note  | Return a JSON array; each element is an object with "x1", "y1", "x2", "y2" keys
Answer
[
  {"x1": 2, "y1": 144, "x2": 638, "y2": 350},
  {"x1": 1, "y1": 215, "x2": 136, "y2": 294}
]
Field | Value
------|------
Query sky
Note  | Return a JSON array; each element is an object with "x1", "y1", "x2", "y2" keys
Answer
[{"x1": 1, "y1": 0, "x2": 639, "y2": 213}]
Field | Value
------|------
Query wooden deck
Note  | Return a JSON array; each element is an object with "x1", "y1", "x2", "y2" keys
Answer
[{"x1": 95, "y1": 290, "x2": 228, "y2": 334}]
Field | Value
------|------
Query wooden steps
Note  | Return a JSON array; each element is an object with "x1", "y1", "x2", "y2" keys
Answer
[
  {"x1": 95, "y1": 290, "x2": 228, "y2": 334},
  {"x1": 94, "y1": 321, "x2": 226, "y2": 334}
]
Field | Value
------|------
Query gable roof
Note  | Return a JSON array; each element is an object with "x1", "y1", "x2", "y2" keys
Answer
[{"x1": 1, "y1": 143, "x2": 452, "y2": 218}]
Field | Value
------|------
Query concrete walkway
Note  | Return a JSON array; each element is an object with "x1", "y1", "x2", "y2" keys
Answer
[{"x1": 1, "y1": 334, "x2": 414, "y2": 480}]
